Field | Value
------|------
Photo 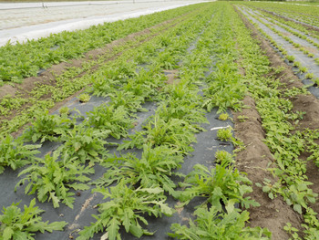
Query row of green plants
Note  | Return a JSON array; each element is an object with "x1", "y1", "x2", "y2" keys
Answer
[
  {"x1": 0, "y1": 4, "x2": 220, "y2": 239},
  {"x1": 0, "y1": 4, "x2": 209, "y2": 135},
  {"x1": 78, "y1": 4, "x2": 269, "y2": 238},
  {"x1": 0, "y1": 3, "x2": 207, "y2": 83},
  {"x1": 241, "y1": 1, "x2": 319, "y2": 28},
  {"x1": 0, "y1": 2, "x2": 273, "y2": 239},
  {"x1": 234, "y1": 4, "x2": 319, "y2": 239},
  {"x1": 239, "y1": 6, "x2": 319, "y2": 86},
  {"x1": 249, "y1": 7, "x2": 319, "y2": 63},
  {"x1": 244, "y1": 3, "x2": 319, "y2": 40}
]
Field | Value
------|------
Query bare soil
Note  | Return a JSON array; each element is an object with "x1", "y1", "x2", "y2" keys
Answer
[
  {"x1": 233, "y1": 96, "x2": 302, "y2": 240},
  {"x1": 235, "y1": 6, "x2": 319, "y2": 239}
]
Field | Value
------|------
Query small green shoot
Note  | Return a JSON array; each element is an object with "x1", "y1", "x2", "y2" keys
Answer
[
  {"x1": 217, "y1": 127, "x2": 233, "y2": 142},
  {"x1": 286, "y1": 55, "x2": 295, "y2": 62},
  {"x1": 218, "y1": 113, "x2": 229, "y2": 121},
  {"x1": 237, "y1": 115, "x2": 249, "y2": 122},
  {"x1": 305, "y1": 73, "x2": 314, "y2": 79},
  {"x1": 299, "y1": 66, "x2": 308, "y2": 73},
  {"x1": 59, "y1": 106, "x2": 70, "y2": 116},
  {"x1": 78, "y1": 93, "x2": 91, "y2": 103},
  {"x1": 215, "y1": 150, "x2": 234, "y2": 164}
]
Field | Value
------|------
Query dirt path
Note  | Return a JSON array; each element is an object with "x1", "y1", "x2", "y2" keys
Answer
[{"x1": 234, "y1": 6, "x2": 319, "y2": 239}]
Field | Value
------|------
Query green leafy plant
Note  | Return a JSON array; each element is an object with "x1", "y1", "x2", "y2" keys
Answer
[
  {"x1": 21, "y1": 110, "x2": 75, "y2": 143},
  {"x1": 78, "y1": 181, "x2": 175, "y2": 240},
  {"x1": 0, "y1": 135, "x2": 41, "y2": 174},
  {"x1": 218, "y1": 113, "x2": 229, "y2": 121},
  {"x1": 169, "y1": 201, "x2": 271, "y2": 240},
  {"x1": 0, "y1": 199, "x2": 67, "y2": 239},
  {"x1": 58, "y1": 106, "x2": 70, "y2": 116},
  {"x1": 177, "y1": 163, "x2": 258, "y2": 209},
  {"x1": 96, "y1": 144, "x2": 184, "y2": 196},
  {"x1": 119, "y1": 116, "x2": 197, "y2": 155},
  {"x1": 286, "y1": 55, "x2": 295, "y2": 62},
  {"x1": 293, "y1": 61, "x2": 302, "y2": 68},
  {"x1": 217, "y1": 127, "x2": 233, "y2": 142},
  {"x1": 78, "y1": 93, "x2": 91, "y2": 103},
  {"x1": 299, "y1": 66, "x2": 308, "y2": 73},
  {"x1": 308, "y1": 53, "x2": 314, "y2": 58},
  {"x1": 305, "y1": 73, "x2": 314, "y2": 79},
  {"x1": 16, "y1": 152, "x2": 93, "y2": 208},
  {"x1": 109, "y1": 90, "x2": 145, "y2": 113},
  {"x1": 284, "y1": 222, "x2": 300, "y2": 240},
  {"x1": 86, "y1": 104, "x2": 134, "y2": 139},
  {"x1": 59, "y1": 124, "x2": 111, "y2": 164},
  {"x1": 215, "y1": 150, "x2": 234, "y2": 164},
  {"x1": 256, "y1": 178, "x2": 282, "y2": 200},
  {"x1": 237, "y1": 115, "x2": 249, "y2": 122}
]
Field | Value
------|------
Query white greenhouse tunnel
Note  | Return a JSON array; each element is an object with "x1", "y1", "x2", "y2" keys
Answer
[{"x1": 0, "y1": 0, "x2": 207, "y2": 47}]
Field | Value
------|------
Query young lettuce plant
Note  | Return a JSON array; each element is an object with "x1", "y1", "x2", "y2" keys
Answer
[
  {"x1": 0, "y1": 199, "x2": 68, "y2": 239},
  {"x1": 169, "y1": 201, "x2": 271, "y2": 240},
  {"x1": 77, "y1": 180, "x2": 175, "y2": 240},
  {"x1": 16, "y1": 152, "x2": 94, "y2": 208},
  {"x1": 0, "y1": 135, "x2": 41, "y2": 174},
  {"x1": 96, "y1": 144, "x2": 184, "y2": 197}
]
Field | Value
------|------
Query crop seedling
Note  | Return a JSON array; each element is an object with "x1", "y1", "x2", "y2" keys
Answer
[
  {"x1": 78, "y1": 180, "x2": 175, "y2": 240},
  {"x1": 308, "y1": 53, "x2": 314, "y2": 58},
  {"x1": 0, "y1": 135, "x2": 41, "y2": 174},
  {"x1": 272, "y1": 66, "x2": 285, "y2": 74},
  {"x1": 305, "y1": 73, "x2": 314, "y2": 79},
  {"x1": 86, "y1": 104, "x2": 134, "y2": 139},
  {"x1": 21, "y1": 110, "x2": 75, "y2": 143},
  {"x1": 217, "y1": 127, "x2": 233, "y2": 142},
  {"x1": 0, "y1": 199, "x2": 67, "y2": 239},
  {"x1": 299, "y1": 66, "x2": 308, "y2": 73},
  {"x1": 293, "y1": 61, "x2": 302, "y2": 68},
  {"x1": 215, "y1": 150, "x2": 234, "y2": 164},
  {"x1": 109, "y1": 90, "x2": 145, "y2": 113},
  {"x1": 78, "y1": 93, "x2": 91, "y2": 103},
  {"x1": 313, "y1": 77, "x2": 319, "y2": 87},
  {"x1": 59, "y1": 106, "x2": 70, "y2": 116},
  {"x1": 59, "y1": 124, "x2": 111, "y2": 164},
  {"x1": 119, "y1": 116, "x2": 197, "y2": 155},
  {"x1": 177, "y1": 163, "x2": 258, "y2": 209},
  {"x1": 286, "y1": 55, "x2": 295, "y2": 63},
  {"x1": 16, "y1": 152, "x2": 94, "y2": 208},
  {"x1": 255, "y1": 178, "x2": 282, "y2": 200},
  {"x1": 218, "y1": 113, "x2": 229, "y2": 121},
  {"x1": 169, "y1": 202, "x2": 271, "y2": 239},
  {"x1": 96, "y1": 144, "x2": 184, "y2": 197}
]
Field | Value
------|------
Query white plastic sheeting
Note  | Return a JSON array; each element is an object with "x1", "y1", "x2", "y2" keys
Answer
[{"x1": 0, "y1": 1, "x2": 205, "y2": 47}]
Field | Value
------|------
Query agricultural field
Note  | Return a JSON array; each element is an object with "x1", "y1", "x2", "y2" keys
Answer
[{"x1": 2, "y1": 1, "x2": 319, "y2": 240}]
